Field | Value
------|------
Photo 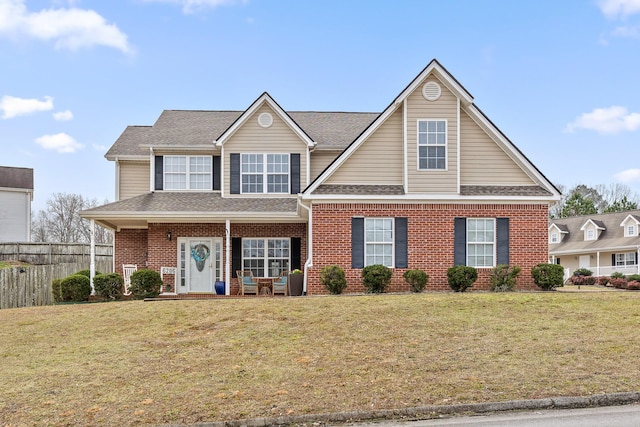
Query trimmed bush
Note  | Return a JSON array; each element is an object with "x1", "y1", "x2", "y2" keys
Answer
[
  {"x1": 75, "y1": 269, "x2": 102, "y2": 278},
  {"x1": 489, "y1": 264, "x2": 521, "y2": 292},
  {"x1": 319, "y1": 265, "x2": 347, "y2": 295},
  {"x1": 598, "y1": 276, "x2": 611, "y2": 286},
  {"x1": 531, "y1": 263, "x2": 564, "y2": 291},
  {"x1": 362, "y1": 264, "x2": 392, "y2": 293},
  {"x1": 627, "y1": 274, "x2": 640, "y2": 282},
  {"x1": 610, "y1": 277, "x2": 628, "y2": 289},
  {"x1": 573, "y1": 268, "x2": 593, "y2": 276},
  {"x1": 60, "y1": 274, "x2": 92, "y2": 302},
  {"x1": 568, "y1": 274, "x2": 597, "y2": 286},
  {"x1": 128, "y1": 269, "x2": 162, "y2": 299},
  {"x1": 447, "y1": 266, "x2": 477, "y2": 292},
  {"x1": 611, "y1": 271, "x2": 626, "y2": 279},
  {"x1": 93, "y1": 273, "x2": 124, "y2": 301},
  {"x1": 52, "y1": 278, "x2": 62, "y2": 302},
  {"x1": 403, "y1": 269, "x2": 429, "y2": 293},
  {"x1": 626, "y1": 280, "x2": 640, "y2": 290}
]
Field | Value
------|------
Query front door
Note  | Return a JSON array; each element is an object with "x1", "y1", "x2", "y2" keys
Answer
[
  {"x1": 179, "y1": 238, "x2": 222, "y2": 293},
  {"x1": 579, "y1": 255, "x2": 591, "y2": 270}
]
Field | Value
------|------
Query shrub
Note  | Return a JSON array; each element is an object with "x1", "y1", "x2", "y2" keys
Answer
[
  {"x1": 319, "y1": 265, "x2": 347, "y2": 295},
  {"x1": 573, "y1": 268, "x2": 593, "y2": 276},
  {"x1": 60, "y1": 274, "x2": 92, "y2": 302},
  {"x1": 627, "y1": 274, "x2": 640, "y2": 282},
  {"x1": 610, "y1": 277, "x2": 628, "y2": 289},
  {"x1": 75, "y1": 269, "x2": 102, "y2": 278},
  {"x1": 568, "y1": 274, "x2": 597, "y2": 286},
  {"x1": 362, "y1": 264, "x2": 392, "y2": 293},
  {"x1": 531, "y1": 263, "x2": 564, "y2": 291},
  {"x1": 93, "y1": 273, "x2": 124, "y2": 301},
  {"x1": 403, "y1": 269, "x2": 429, "y2": 293},
  {"x1": 489, "y1": 264, "x2": 521, "y2": 292},
  {"x1": 128, "y1": 269, "x2": 162, "y2": 299},
  {"x1": 52, "y1": 278, "x2": 62, "y2": 302},
  {"x1": 447, "y1": 266, "x2": 477, "y2": 292},
  {"x1": 611, "y1": 272, "x2": 626, "y2": 279},
  {"x1": 598, "y1": 276, "x2": 611, "y2": 286},
  {"x1": 626, "y1": 280, "x2": 640, "y2": 290}
]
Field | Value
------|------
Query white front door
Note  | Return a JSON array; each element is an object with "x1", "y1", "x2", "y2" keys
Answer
[
  {"x1": 178, "y1": 238, "x2": 222, "y2": 293},
  {"x1": 579, "y1": 255, "x2": 591, "y2": 269}
]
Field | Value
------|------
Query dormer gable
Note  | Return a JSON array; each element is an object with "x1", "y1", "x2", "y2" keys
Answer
[
  {"x1": 620, "y1": 214, "x2": 640, "y2": 237},
  {"x1": 548, "y1": 223, "x2": 568, "y2": 244},
  {"x1": 580, "y1": 219, "x2": 606, "y2": 241}
]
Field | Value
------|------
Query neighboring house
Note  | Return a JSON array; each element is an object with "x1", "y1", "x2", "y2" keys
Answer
[
  {"x1": 81, "y1": 59, "x2": 560, "y2": 295},
  {"x1": 549, "y1": 210, "x2": 640, "y2": 280},
  {"x1": 0, "y1": 166, "x2": 33, "y2": 243}
]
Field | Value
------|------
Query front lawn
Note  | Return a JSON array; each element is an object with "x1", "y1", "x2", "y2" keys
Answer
[{"x1": 1, "y1": 292, "x2": 639, "y2": 426}]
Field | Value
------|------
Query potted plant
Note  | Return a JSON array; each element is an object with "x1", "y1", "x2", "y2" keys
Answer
[{"x1": 288, "y1": 269, "x2": 304, "y2": 296}]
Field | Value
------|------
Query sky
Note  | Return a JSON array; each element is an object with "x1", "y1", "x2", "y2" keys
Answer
[{"x1": 1, "y1": 0, "x2": 640, "y2": 212}]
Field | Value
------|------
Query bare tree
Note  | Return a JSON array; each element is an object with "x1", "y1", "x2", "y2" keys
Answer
[{"x1": 596, "y1": 183, "x2": 640, "y2": 208}]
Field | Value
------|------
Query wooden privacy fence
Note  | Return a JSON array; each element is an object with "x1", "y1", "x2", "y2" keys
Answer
[
  {"x1": 0, "y1": 242, "x2": 112, "y2": 265},
  {"x1": 0, "y1": 260, "x2": 113, "y2": 310}
]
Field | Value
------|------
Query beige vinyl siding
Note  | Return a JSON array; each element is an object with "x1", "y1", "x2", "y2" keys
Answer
[
  {"x1": 310, "y1": 151, "x2": 340, "y2": 182},
  {"x1": 407, "y1": 75, "x2": 458, "y2": 194},
  {"x1": 224, "y1": 104, "x2": 308, "y2": 196},
  {"x1": 325, "y1": 108, "x2": 403, "y2": 185},
  {"x1": 119, "y1": 161, "x2": 150, "y2": 200},
  {"x1": 459, "y1": 110, "x2": 534, "y2": 185}
]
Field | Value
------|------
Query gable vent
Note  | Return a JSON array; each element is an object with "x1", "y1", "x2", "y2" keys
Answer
[
  {"x1": 258, "y1": 112, "x2": 273, "y2": 128},
  {"x1": 422, "y1": 81, "x2": 441, "y2": 101}
]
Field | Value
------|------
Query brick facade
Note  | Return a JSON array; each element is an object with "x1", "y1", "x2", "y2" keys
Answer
[{"x1": 307, "y1": 202, "x2": 549, "y2": 294}]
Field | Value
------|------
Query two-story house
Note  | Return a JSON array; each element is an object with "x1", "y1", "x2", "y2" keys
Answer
[
  {"x1": 81, "y1": 59, "x2": 560, "y2": 295},
  {"x1": 0, "y1": 166, "x2": 33, "y2": 243},
  {"x1": 549, "y1": 210, "x2": 640, "y2": 281}
]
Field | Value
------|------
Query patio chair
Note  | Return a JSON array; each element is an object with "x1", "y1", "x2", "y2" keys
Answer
[
  {"x1": 122, "y1": 264, "x2": 137, "y2": 295},
  {"x1": 272, "y1": 273, "x2": 288, "y2": 296},
  {"x1": 236, "y1": 270, "x2": 258, "y2": 295}
]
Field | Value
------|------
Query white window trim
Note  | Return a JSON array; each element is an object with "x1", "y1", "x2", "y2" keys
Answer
[
  {"x1": 364, "y1": 218, "x2": 395, "y2": 268},
  {"x1": 550, "y1": 232, "x2": 558, "y2": 243},
  {"x1": 416, "y1": 119, "x2": 448, "y2": 172},
  {"x1": 241, "y1": 237, "x2": 291, "y2": 277},
  {"x1": 466, "y1": 218, "x2": 496, "y2": 268},
  {"x1": 240, "y1": 153, "x2": 290, "y2": 194},
  {"x1": 164, "y1": 155, "x2": 212, "y2": 191},
  {"x1": 626, "y1": 224, "x2": 636, "y2": 237},
  {"x1": 585, "y1": 228, "x2": 596, "y2": 241},
  {"x1": 615, "y1": 252, "x2": 636, "y2": 267}
]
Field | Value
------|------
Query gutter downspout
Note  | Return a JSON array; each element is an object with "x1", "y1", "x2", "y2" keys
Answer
[
  {"x1": 297, "y1": 199, "x2": 312, "y2": 295},
  {"x1": 225, "y1": 219, "x2": 230, "y2": 295},
  {"x1": 90, "y1": 219, "x2": 96, "y2": 295}
]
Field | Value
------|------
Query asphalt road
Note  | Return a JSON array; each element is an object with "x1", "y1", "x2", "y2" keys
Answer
[{"x1": 344, "y1": 404, "x2": 640, "y2": 427}]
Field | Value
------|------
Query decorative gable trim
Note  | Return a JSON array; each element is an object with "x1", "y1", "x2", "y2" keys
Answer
[
  {"x1": 620, "y1": 214, "x2": 640, "y2": 237},
  {"x1": 580, "y1": 219, "x2": 606, "y2": 231},
  {"x1": 214, "y1": 92, "x2": 315, "y2": 148}
]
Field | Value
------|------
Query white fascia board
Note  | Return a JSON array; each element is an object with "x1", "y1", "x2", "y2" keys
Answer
[
  {"x1": 550, "y1": 245, "x2": 640, "y2": 256},
  {"x1": 82, "y1": 211, "x2": 303, "y2": 221},
  {"x1": 580, "y1": 219, "x2": 606, "y2": 231},
  {"x1": 105, "y1": 154, "x2": 147, "y2": 161},
  {"x1": 214, "y1": 94, "x2": 315, "y2": 148},
  {"x1": 140, "y1": 144, "x2": 218, "y2": 152},
  {"x1": 305, "y1": 104, "x2": 401, "y2": 194},
  {"x1": 464, "y1": 104, "x2": 561, "y2": 198},
  {"x1": 548, "y1": 223, "x2": 569, "y2": 233},
  {"x1": 302, "y1": 193, "x2": 558, "y2": 203},
  {"x1": 394, "y1": 62, "x2": 474, "y2": 107},
  {"x1": 620, "y1": 214, "x2": 640, "y2": 227}
]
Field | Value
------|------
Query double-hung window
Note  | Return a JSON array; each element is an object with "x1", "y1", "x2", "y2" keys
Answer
[
  {"x1": 467, "y1": 218, "x2": 495, "y2": 267},
  {"x1": 242, "y1": 238, "x2": 290, "y2": 277},
  {"x1": 615, "y1": 253, "x2": 636, "y2": 266},
  {"x1": 418, "y1": 120, "x2": 446, "y2": 170},
  {"x1": 365, "y1": 218, "x2": 394, "y2": 267},
  {"x1": 241, "y1": 154, "x2": 289, "y2": 194},
  {"x1": 164, "y1": 156, "x2": 212, "y2": 190}
]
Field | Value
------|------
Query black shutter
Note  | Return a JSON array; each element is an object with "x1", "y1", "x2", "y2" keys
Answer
[
  {"x1": 395, "y1": 217, "x2": 408, "y2": 268},
  {"x1": 290, "y1": 153, "x2": 300, "y2": 194},
  {"x1": 291, "y1": 237, "x2": 301, "y2": 271},
  {"x1": 232, "y1": 237, "x2": 242, "y2": 278},
  {"x1": 636, "y1": 253, "x2": 639, "y2": 265},
  {"x1": 213, "y1": 156, "x2": 221, "y2": 191},
  {"x1": 154, "y1": 156, "x2": 163, "y2": 190},
  {"x1": 230, "y1": 153, "x2": 240, "y2": 194},
  {"x1": 496, "y1": 218, "x2": 510, "y2": 265},
  {"x1": 352, "y1": 218, "x2": 364, "y2": 268},
  {"x1": 612, "y1": 254, "x2": 616, "y2": 266},
  {"x1": 454, "y1": 217, "x2": 466, "y2": 266},
  {"x1": 556, "y1": 257, "x2": 561, "y2": 265}
]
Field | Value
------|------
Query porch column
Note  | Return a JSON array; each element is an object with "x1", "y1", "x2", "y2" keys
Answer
[
  {"x1": 596, "y1": 251, "x2": 600, "y2": 276},
  {"x1": 225, "y1": 219, "x2": 230, "y2": 295},
  {"x1": 90, "y1": 219, "x2": 96, "y2": 295}
]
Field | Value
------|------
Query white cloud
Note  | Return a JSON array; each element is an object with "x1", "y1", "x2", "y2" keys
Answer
[
  {"x1": 143, "y1": 0, "x2": 242, "y2": 14},
  {"x1": 0, "y1": 95, "x2": 53, "y2": 119},
  {"x1": 35, "y1": 133, "x2": 84, "y2": 153},
  {"x1": 615, "y1": 168, "x2": 640, "y2": 183},
  {"x1": 53, "y1": 110, "x2": 73, "y2": 121},
  {"x1": 611, "y1": 25, "x2": 640, "y2": 37},
  {"x1": 565, "y1": 106, "x2": 640, "y2": 134},
  {"x1": 598, "y1": 0, "x2": 640, "y2": 18},
  {"x1": 0, "y1": 0, "x2": 133, "y2": 54},
  {"x1": 92, "y1": 143, "x2": 107, "y2": 151}
]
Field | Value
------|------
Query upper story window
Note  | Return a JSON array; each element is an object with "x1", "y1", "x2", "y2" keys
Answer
[
  {"x1": 365, "y1": 218, "x2": 394, "y2": 267},
  {"x1": 626, "y1": 225, "x2": 636, "y2": 237},
  {"x1": 467, "y1": 218, "x2": 495, "y2": 268},
  {"x1": 586, "y1": 229, "x2": 595, "y2": 240},
  {"x1": 550, "y1": 232, "x2": 558, "y2": 243},
  {"x1": 164, "y1": 156, "x2": 212, "y2": 190},
  {"x1": 241, "y1": 153, "x2": 289, "y2": 194},
  {"x1": 418, "y1": 120, "x2": 447, "y2": 170}
]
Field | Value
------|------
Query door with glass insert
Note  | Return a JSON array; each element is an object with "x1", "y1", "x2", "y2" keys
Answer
[{"x1": 179, "y1": 238, "x2": 222, "y2": 293}]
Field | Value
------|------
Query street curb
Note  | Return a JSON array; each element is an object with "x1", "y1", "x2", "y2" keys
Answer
[{"x1": 175, "y1": 391, "x2": 640, "y2": 427}]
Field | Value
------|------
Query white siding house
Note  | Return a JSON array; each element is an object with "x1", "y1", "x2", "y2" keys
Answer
[{"x1": 0, "y1": 166, "x2": 34, "y2": 242}]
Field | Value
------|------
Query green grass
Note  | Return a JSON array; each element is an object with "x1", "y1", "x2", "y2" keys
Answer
[{"x1": 1, "y1": 292, "x2": 640, "y2": 426}]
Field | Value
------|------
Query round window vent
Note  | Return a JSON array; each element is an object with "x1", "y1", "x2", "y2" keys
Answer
[
  {"x1": 258, "y1": 112, "x2": 273, "y2": 128},
  {"x1": 422, "y1": 81, "x2": 441, "y2": 101}
]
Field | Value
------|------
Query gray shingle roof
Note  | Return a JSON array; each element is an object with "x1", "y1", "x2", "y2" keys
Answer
[
  {"x1": 313, "y1": 184, "x2": 405, "y2": 195},
  {"x1": 460, "y1": 185, "x2": 552, "y2": 197},
  {"x1": 549, "y1": 210, "x2": 640, "y2": 254},
  {"x1": 0, "y1": 166, "x2": 33, "y2": 190},
  {"x1": 106, "y1": 110, "x2": 379, "y2": 158}
]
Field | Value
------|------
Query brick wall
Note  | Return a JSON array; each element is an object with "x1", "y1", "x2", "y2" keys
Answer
[{"x1": 308, "y1": 203, "x2": 549, "y2": 294}]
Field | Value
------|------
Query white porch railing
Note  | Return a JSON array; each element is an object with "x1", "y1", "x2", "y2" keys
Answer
[{"x1": 593, "y1": 265, "x2": 639, "y2": 277}]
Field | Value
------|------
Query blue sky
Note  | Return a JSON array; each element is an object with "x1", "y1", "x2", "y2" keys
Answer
[{"x1": 1, "y1": 0, "x2": 640, "y2": 212}]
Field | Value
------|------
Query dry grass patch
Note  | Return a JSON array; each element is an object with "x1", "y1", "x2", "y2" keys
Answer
[{"x1": 1, "y1": 293, "x2": 640, "y2": 426}]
